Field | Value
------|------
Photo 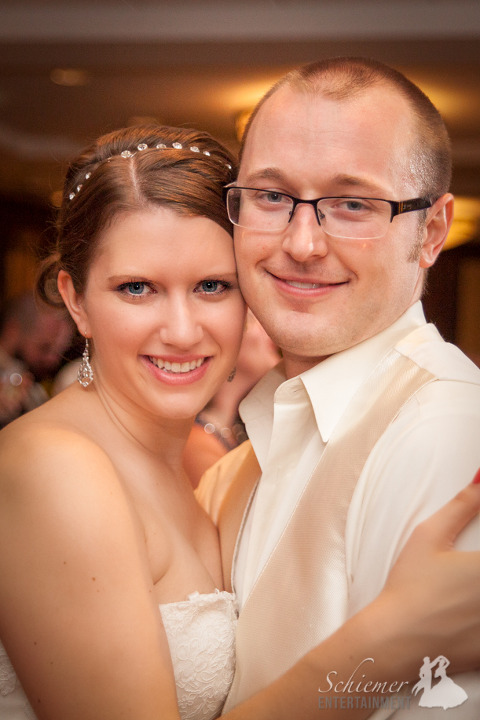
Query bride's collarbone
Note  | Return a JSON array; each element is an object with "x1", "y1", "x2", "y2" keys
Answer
[
  {"x1": 115, "y1": 459, "x2": 224, "y2": 594},
  {"x1": 149, "y1": 512, "x2": 224, "y2": 602}
]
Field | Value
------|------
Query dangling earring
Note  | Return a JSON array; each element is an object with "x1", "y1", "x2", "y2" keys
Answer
[
  {"x1": 77, "y1": 337, "x2": 94, "y2": 387},
  {"x1": 227, "y1": 367, "x2": 237, "y2": 383}
]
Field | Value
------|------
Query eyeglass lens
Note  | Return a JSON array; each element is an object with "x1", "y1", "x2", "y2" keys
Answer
[{"x1": 227, "y1": 188, "x2": 395, "y2": 240}]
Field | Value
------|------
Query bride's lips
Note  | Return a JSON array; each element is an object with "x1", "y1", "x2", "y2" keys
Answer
[{"x1": 142, "y1": 355, "x2": 211, "y2": 385}]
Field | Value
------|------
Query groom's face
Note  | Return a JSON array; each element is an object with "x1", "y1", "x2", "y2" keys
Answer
[{"x1": 233, "y1": 84, "x2": 445, "y2": 377}]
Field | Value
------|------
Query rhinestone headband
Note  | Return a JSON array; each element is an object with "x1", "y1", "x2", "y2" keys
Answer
[{"x1": 68, "y1": 141, "x2": 233, "y2": 201}]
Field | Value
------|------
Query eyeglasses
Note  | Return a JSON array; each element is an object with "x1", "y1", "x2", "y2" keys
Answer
[{"x1": 224, "y1": 186, "x2": 432, "y2": 240}]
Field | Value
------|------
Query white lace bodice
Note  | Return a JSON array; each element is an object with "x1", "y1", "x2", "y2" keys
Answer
[
  {"x1": 160, "y1": 590, "x2": 237, "y2": 720},
  {"x1": 0, "y1": 589, "x2": 237, "y2": 720}
]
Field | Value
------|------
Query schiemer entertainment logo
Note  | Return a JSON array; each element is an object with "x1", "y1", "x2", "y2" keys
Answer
[
  {"x1": 318, "y1": 658, "x2": 412, "y2": 712},
  {"x1": 318, "y1": 656, "x2": 468, "y2": 711}
]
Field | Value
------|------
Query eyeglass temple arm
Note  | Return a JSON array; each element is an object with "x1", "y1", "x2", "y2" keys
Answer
[{"x1": 390, "y1": 198, "x2": 432, "y2": 220}]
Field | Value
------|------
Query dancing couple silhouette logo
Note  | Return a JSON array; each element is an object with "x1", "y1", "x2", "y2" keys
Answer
[{"x1": 412, "y1": 655, "x2": 468, "y2": 709}]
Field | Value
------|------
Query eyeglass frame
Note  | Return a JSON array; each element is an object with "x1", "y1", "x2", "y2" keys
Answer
[{"x1": 223, "y1": 185, "x2": 433, "y2": 237}]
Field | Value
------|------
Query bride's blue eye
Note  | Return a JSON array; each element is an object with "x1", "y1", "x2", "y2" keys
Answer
[
  {"x1": 197, "y1": 280, "x2": 231, "y2": 295},
  {"x1": 128, "y1": 282, "x2": 145, "y2": 294},
  {"x1": 201, "y1": 280, "x2": 220, "y2": 293},
  {"x1": 117, "y1": 281, "x2": 153, "y2": 297}
]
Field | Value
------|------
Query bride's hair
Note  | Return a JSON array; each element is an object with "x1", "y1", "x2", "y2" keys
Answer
[{"x1": 37, "y1": 124, "x2": 237, "y2": 305}]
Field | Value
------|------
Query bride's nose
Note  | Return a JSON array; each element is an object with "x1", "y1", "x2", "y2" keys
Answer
[{"x1": 159, "y1": 297, "x2": 204, "y2": 348}]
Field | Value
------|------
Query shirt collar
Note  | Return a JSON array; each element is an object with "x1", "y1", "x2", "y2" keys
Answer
[
  {"x1": 241, "y1": 301, "x2": 427, "y2": 454},
  {"x1": 302, "y1": 302, "x2": 426, "y2": 442},
  {"x1": 239, "y1": 361, "x2": 287, "y2": 468}
]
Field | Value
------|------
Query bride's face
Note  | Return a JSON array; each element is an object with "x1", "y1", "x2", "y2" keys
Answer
[{"x1": 61, "y1": 206, "x2": 246, "y2": 421}]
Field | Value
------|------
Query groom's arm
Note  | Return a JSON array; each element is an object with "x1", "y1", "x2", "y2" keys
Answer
[
  {"x1": 345, "y1": 383, "x2": 480, "y2": 718},
  {"x1": 196, "y1": 440, "x2": 260, "y2": 589},
  {"x1": 195, "y1": 440, "x2": 255, "y2": 523}
]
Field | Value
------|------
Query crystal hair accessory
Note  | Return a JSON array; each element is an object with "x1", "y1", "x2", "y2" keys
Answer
[{"x1": 68, "y1": 142, "x2": 233, "y2": 201}]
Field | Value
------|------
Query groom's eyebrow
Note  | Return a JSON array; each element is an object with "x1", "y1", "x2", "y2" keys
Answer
[{"x1": 242, "y1": 168, "x2": 286, "y2": 185}]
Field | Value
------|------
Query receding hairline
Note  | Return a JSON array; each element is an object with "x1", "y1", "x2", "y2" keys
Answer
[
  {"x1": 243, "y1": 68, "x2": 417, "y2": 154},
  {"x1": 240, "y1": 57, "x2": 452, "y2": 197},
  {"x1": 240, "y1": 78, "x2": 418, "y2": 181},
  {"x1": 244, "y1": 56, "x2": 445, "y2": 124}
]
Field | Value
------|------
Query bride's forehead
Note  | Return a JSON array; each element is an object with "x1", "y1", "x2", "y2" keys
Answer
[
  {"x1": 99, "y1": 210, "x2": 231, "y2": 247},
  {"x1": 89, "y1": 211, "x2": 235, "y2": 273}
]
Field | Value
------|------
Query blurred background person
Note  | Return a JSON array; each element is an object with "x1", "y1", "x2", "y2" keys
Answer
[
  {"x1": 183, "y1": 309, "x2": 280, "y2": 487},
  {"x1": 52, "y1": 356, "x2": 82, "y2": 394},
  {"x1": 0, "y1": 292, "x2": 74, "y2": 427}
]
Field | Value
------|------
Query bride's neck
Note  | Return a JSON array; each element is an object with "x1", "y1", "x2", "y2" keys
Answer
[{"x1": 93, "y1": 385, "x2": 195, "y2": 463}]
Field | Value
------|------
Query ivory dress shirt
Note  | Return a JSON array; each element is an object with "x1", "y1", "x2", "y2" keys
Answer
[
  {"x1": 235, "y1": 302, "x2": 480, "y2": 606},
  {"x1": 229, "y1": 301, "x2": 480, "y2": 718}
]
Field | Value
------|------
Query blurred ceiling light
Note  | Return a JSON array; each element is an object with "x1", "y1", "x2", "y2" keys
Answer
[
  {"x1": 235, "y1": 108, "x2": 253, "y2": 142},
  {"x1": 225, "y1": 76, "x2": 280, "y2": 132},
  {"x1": 50, "y1": 190, "x2": 63, "y2": 208},
  {"x1": 50, "y1": 68, "x2": 90, "y2": 87},
  {"x1": 407, "y1": 76, "x2": 471, "y2": 123},
  {"x1": 445, "y1": 196, "x2": 480, "y2": 250}
]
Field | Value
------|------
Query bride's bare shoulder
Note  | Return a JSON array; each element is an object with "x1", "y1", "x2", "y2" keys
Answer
[{"x1": 0, "y1": 402, "x2": 116, "y2": 496}]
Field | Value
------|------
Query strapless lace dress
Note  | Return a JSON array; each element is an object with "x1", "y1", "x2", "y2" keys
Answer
[{"x1": 0, "y1": 589, "x2": 238, "y2": 720}]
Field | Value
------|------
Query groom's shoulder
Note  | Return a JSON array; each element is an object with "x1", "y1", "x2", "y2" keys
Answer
[{"x1": 195, "y1": 440, "x2": 259, "y2": 524}]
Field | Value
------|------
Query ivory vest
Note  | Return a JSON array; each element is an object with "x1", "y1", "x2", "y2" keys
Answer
[{"x1": 218, "y1": 351, "x2": 435, "y2": 711}]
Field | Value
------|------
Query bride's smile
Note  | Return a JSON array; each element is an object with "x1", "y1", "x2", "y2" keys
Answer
[{"x1": 59, "y1": 205, "x2": 246, "y2": 423}]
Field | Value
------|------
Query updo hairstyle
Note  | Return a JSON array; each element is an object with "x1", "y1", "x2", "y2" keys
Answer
[{"x1": 37, "y1": 124, "x2": 237, "y2": 306}]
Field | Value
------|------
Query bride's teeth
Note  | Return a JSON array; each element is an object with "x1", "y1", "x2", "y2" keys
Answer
[{"x1": 149, "y1": 357, "x2": 204, "y2": 373}]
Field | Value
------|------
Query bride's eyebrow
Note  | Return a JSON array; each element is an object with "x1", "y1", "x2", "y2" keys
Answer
[{"x1": 108, "y1": 274, "x2": 151, "y2": 283}]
